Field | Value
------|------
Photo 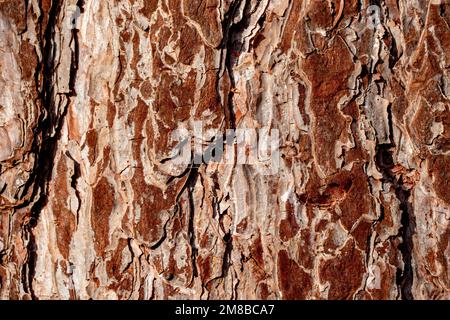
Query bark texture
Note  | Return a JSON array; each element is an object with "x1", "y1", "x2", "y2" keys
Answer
[{"x1": 0, "y1": 0, "x2": 449, "y2": 300}]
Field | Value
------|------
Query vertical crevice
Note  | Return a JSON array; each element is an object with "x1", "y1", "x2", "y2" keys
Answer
[
  {"x1": 396, "y1": 186, "x2": 415, "y2": 300},
  {"x1": 214, "y1": 0, "x2": 251, "y2": 287},
  {"x1": 22, "y1": 0, "x2": 62, "y2": 299},
  {"x1": 186, "y1": 166, "x2": 200, "y2": 281},
  {"x1": 221, "y1": 230, "x2": 233, "y2": 279}
]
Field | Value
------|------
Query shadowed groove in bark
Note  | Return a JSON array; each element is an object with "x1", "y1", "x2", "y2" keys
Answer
[
  {"x1": 20, "y1": 0, "x2": 84, "y2": 299},
  {"x1": 216, "y1": 0, "x2": 254, "y2": 283},
  {"x1": 66, "y1": 151, "x2": 82, "y2": 224},
  {"x1": 373, "y1": 78, "x2": 415, "y2": 299},
  {"x1": 375, "y1": 141, "x2": 415, "y2": 300},
  {"x1": 21, "y1": 0, "x2": 62, "y2": 298},
  {"x1": 366, "y1": 2, "x2": 415, "y2": 298}
]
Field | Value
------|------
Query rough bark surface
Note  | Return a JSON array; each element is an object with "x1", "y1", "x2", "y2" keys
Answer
[{"x1": 0, "y1": 0, "x2": 449, "y2": 300}]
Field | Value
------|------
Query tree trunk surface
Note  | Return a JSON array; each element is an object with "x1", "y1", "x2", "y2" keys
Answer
[{"x1": 0, "y1": 0, "x2": 449, "y2": 300}]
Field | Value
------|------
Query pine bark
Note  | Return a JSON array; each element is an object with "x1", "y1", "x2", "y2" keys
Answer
[{"x1": 0, "y1": 0, "x2": 449, "y2": 300}]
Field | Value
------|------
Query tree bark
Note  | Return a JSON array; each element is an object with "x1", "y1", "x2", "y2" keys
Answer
[{"x1": 0, "y1": 0, "x2": 449, "y2": 300}]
